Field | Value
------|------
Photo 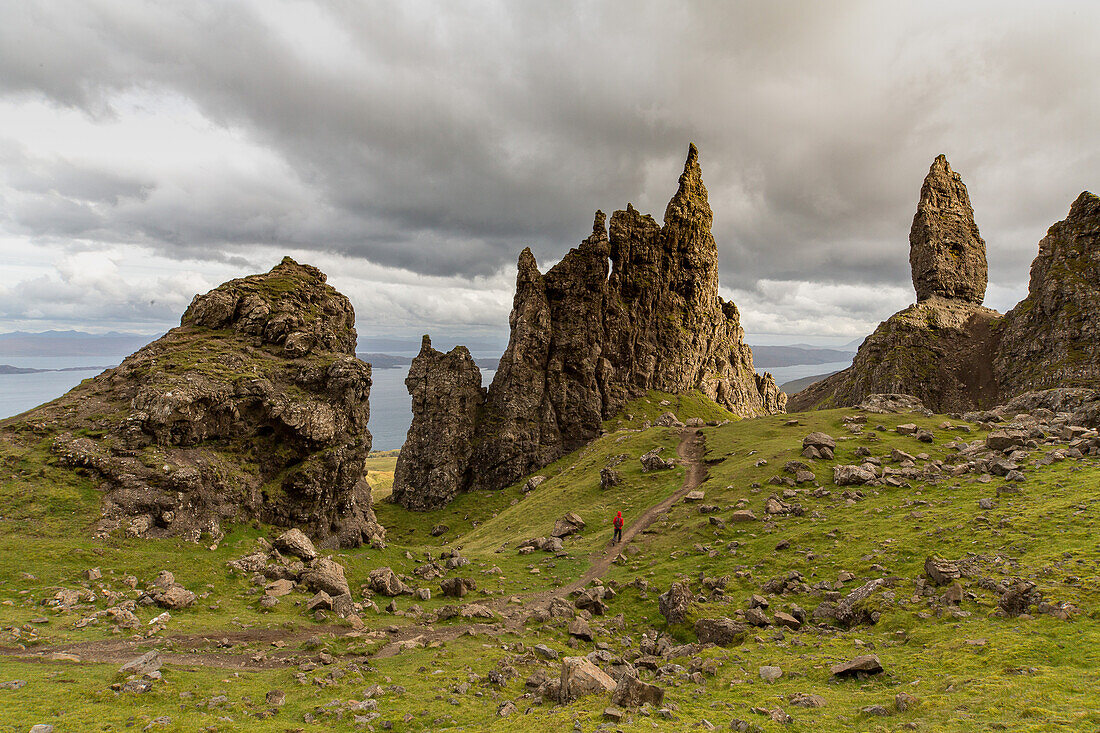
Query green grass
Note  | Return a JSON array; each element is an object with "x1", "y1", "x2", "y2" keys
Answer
[{"x1": 3, "y1": 399, "x2": 1100, "y2": 730}]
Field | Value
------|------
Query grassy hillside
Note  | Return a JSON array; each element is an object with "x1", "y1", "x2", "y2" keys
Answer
[{"x1": 1, "y1": 392, "x2": 1098, "y2": 731}]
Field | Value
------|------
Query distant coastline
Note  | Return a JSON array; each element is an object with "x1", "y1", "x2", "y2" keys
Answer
[{"x1": 0, "y1": 364, "x2": 110, "y2": 375}]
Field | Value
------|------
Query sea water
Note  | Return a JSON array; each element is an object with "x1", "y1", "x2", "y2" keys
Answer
[
  {"x1": 0, "y1": 354, "x2": 497, "y2": 452},
  {"x1": 0, "y1": 353, "x2": 833, "y2": 451}
]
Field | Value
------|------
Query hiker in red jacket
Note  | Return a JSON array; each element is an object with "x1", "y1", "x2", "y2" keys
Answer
[{"x1": 612, "y1": 511, "x2": 624, "y2": 544}]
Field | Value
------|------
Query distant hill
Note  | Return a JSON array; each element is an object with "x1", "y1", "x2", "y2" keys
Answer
[
  {"x1": 780, "y1": 370, "x2": 843, "y2": 394},
  {"x1": 357, "y1": 353, "x2": 413, "y2": 370},
  {"x1": 0, "y1": 364, "x2": 108, "y2": 375},
  {"x1": 357, "y1": 353, "x2": 499, "y2": 371},
  {"x1": 749, "y1": 344, "x2": 854, "y2": 368},
  {"x1": 0, "y1": 330, "x2": 159, "y2": 357}
]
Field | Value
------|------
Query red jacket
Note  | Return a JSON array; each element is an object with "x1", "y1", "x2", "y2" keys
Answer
[{"x1": 613, "y1": 513, "x2": 624, "y2": 529}]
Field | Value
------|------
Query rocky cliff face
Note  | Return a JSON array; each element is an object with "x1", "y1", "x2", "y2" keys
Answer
[
  {"x1": 390, "y1": 336, "x2": 486, "y2": 510},
  {"x1": 995, "y1": 192, "x2": 1100, "y2": 393},
  {"x1": 5, "y1": 258, "x2": 385, "y2": 548},
  {"x1": 790, "y1": 155, "x2": 998, "y2": 413},
  {"x1": 393, "y1": 145, "x2": 784, "y2": 509},
  {"x1": 791, "y1": 153, "x2": 1099, "y2": 414},
  {"x1": 909, "y1": 155, "x2": 988, "y2": 304}
]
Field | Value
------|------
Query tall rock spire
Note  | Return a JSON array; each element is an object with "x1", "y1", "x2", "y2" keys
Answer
[
  {"x1": 393, "y1": 144, "x2": 785, "y2": 508},
  {"x1": 909, "y1": 155, "x2": 988, "y2": 304}
]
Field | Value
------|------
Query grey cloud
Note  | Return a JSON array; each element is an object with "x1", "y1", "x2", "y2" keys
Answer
[{"x1": 0, "y1": 0, "x2": 1098, "y2": 332}]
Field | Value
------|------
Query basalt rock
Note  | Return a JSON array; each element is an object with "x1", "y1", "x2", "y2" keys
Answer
[
  {"x1": 790, "y1": 156, "x2": 999, "y2": 413},
  {"x1": 396, "y1": 145, "x2": 785, "y2": 507},
  {"x1": 910, "y1": 155, "x2": 988, "y2": 303},
  {"x1": 7, "y1": 258, "x2": 385, "y2": 549},
  {"x1": 792, "y1": 159, "x2": 1100, "y2": 416},
  {"x1": 788, "y1": 295, "x2": 1001, "y2": 413},
  {"x1": 995, "y1": 192, "x2": 1100, "y2": 395},
  {"x1": 390, "y1": 336, "x2": 486, "y2": 510}
]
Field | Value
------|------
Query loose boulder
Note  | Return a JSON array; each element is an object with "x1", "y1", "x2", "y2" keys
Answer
[
  {"x1": 924, "y1": 556, "x2": 961, "y2": 586},
  {"x1": 368, "y1": 567, "x2": 410, "y2": 597},
  {"x1": 694, "y1": 617, "x2": 747, "y2": 646},
  {"x1": 611, "y1": 674, "x2": 665, "y2": 708},
  {"x1": 833, "y1": 465, "x2": 876, "y2": 486},
  {"x1": 440, "y1": 577, "x2": 476, "y2": 598},
  {"x1": 301, "y1": 558, "x2": 351, "y2": 598},
  {"x1": 640, "y1": 448, "x2": 675, "y2": 472},
  {"x1": 552, "y1": 512, "x2": 586, "y2": 538},
  {"x1": 559, "y1": 657, "x2": 616, "y2": 703},
  {"x1": 273, "y1": 528, "x2": 317, "y2": 561},
  {"x1": 658, "y1": 581, "x2": 693, "y2": 624},
  {"x1": 831, "y1": 654, "x2": 884, "y2": 677}
]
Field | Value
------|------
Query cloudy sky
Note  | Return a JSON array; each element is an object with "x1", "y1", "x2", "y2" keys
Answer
[{"x1": 1, "y1": 1, "x2": 1097, "y2": 349}]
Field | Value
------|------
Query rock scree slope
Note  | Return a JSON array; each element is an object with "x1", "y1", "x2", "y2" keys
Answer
[
  {"x1": 393, "y1": 144, "x2": 786, "y2": 510},
  {"x1": 1, "y1": 257, "x2": 385, "y2": 548}
]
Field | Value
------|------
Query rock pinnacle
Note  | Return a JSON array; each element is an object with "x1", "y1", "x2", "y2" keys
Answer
[{"x1": 909, "y1": 154, "x2": 988, "y2": 304}]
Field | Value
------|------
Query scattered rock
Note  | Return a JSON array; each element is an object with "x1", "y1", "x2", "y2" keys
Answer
[
  {"x1": 999, "y1": 580, "x2": 1039, "y2": 616},
  {"x1": 831, "y1": 654, "x2": 884, "y2": 677},
  {"x1": 641, "y1": 448, "x2": 675, "y2": 472},
  {"x1": 611, "y1": 674, "x2": 665, "y2": 707},
  {"x1": 600, "y1": 467, "x2": 621, "y2": 489},
  {"x1": 924, "y1": 556, "x2": 961, "y2": 586},
  {"x1": 274, "y1": 528, "x2": 317, "y2": 561},
  {"x1": 658, "y1": 581, "x2": 693, "y2": 624},
  {"x1": 264, "y1": 579, "x2": 295, "y2": 597},
  {"x1": 759, "y1": 666, "x2": 783, "y2": 683},
  {"x1": 119, "y1": 651, "x2": 161, "y2": 677},
  {"x1": 440, "y1": 578, "x2": 476, "y2": 598},
  {"x1": 552, "y1": 512, "x2": 586, "y2": 538},
  {"x1": 694, "y1": 617, "x2": 747, "y2": 646},
  {"x1": 301, "y1": 558, "x2": 351, "y2": 598},
  {"x1": 895, "y1": 692, "x2": 919, "y2": 712},
  {"x1": 559, "y1": 657, "x2": 616, "y2": 703},
  {"x1": 833, "y1": 465, "x2": 876, "y2": 486},
  {"x1": 369, "y1": 567, "x2": 411, "y2": 597},
  {"x1": 567, "y1": 617, "x2": 594, "y2": 642},
  {"x1": 801, "y1": 432, "x2": 836, "y2": 459},
  {"x1": 789, "y1": 693, "x2": 826, "y2": 708}
]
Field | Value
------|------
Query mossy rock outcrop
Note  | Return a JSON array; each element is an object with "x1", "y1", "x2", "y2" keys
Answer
[{"x1": 3, "y1": 257, "x2": 385, "y2": 548}]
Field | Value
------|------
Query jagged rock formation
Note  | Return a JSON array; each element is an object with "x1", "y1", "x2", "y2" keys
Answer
[
  {"x1": 390, "y1": 337, "x2": 485, "y2": 510},
  {"x1": 790, "y1": 155, "x2": 998, "y2": 413},
  {"x1": 394, "y1": 144, "x2": 784, "y2": 509},
  {"x1": 4, "y1": 258, "x2": 385, "y2": 548},
  {"x1": 995, "y1": 192, "x2": 1100, "y2": 394},
  {"x1": 791, "y1": 153, "x2": 1099, "y2": 414},
  {"x1": 910, "y1": 155, "x2": 988, "y2": 303}
]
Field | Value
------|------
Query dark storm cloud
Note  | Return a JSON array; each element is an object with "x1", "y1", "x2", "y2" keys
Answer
[{"x1": 0, "y1": 1, "x2": 1097, "y2": 306}]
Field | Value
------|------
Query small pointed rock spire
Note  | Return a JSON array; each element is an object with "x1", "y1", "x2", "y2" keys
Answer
[
  {"x1": 593, "y1": 210, "x2": 606, "y2": 235},
  {"x1": 909, "y1": 154, "x2": 988, "y2": 304},
  {"x1": 664, "y1": 143, "x2": 713, "y2": 229}
]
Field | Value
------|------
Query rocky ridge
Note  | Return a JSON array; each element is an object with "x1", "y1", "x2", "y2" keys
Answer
[
  {"x1": 394, "y1": 145, "x2": 785, "y2": 509},
  {"x1": 995, "y1": 191, "x2": 1100, "y2": 394},
  {"x1": 790, "y1": 156, "x2": 1099, "y2": 414},
  {"x1": 4, "y1": 258, "x2": 385, "y2": 548}
]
